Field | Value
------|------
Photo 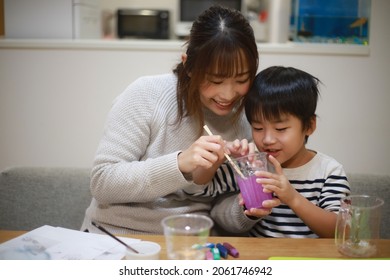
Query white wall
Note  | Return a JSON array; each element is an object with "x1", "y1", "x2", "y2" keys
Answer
[{"x1": 0, "y1": 0, "x2": 389, "y2": 175}]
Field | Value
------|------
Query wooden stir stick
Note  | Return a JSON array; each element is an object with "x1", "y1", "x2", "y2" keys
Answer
[{"x1": 203, "y1": 125, "x2": 245, "y2": 179}]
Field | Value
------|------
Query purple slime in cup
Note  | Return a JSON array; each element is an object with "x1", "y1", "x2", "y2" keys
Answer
[{"x1": 236, "y1": 174, "x2": 273, "y2": 210}]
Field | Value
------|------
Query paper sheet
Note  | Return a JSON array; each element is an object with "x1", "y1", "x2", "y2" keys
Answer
[{"x1": 0, "y1": 225, "x2": 141, "y2": 260}]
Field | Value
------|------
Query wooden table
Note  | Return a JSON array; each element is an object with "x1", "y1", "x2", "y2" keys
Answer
[{"x1": 1, "y1": 230, "x2": 389, "y2": 259}]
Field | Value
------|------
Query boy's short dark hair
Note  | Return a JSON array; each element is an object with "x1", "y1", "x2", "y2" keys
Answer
[{"x1": 245, "y1": 66, "x2": 321, "y2": 134}]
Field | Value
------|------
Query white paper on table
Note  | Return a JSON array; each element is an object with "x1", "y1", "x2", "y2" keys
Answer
[{"x1": 0, "y1": 225, "x2": 141, "y2": 260}]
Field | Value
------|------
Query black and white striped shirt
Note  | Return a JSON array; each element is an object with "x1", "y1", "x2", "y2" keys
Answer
[{"x1": 249, "y1": 152, "x2": 350, "y2": 238}]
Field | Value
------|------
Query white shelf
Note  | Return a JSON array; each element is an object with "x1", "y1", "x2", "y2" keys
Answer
[{"x1": 0, "y1": 38, "x2": 370, "y2": 56}]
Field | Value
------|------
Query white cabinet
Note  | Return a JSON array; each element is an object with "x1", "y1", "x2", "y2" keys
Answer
[{"x1": 4, "y1": 0, "x2": 101, "y2": 39}]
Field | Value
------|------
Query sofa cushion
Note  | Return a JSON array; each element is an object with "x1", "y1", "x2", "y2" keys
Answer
[
  {"x1": 347, "y1": 173, "x2": 390, "y2": 239},
  {"x1": 0, "y1": 167, "x2": 91, "y2": 231}
]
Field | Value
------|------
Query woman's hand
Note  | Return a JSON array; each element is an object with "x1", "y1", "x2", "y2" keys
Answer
[
  {"x1": 178, "y1": 135, "x2": 226, "y2": 180},
  {"x1": 225, "y1": 139, "x2": 256, "y2": 158}
]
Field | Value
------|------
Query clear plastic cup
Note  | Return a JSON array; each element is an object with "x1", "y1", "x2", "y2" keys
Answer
[
  {"x1": 230, "y1": 152, "x2": 273, "y2": 210},
  {"x1": 161, "y1": 214, "x2": 213, "y2": 260}
]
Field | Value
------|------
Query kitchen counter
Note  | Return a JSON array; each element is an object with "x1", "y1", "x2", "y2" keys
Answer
[{"x1": 0, "y1": 38, "x2": 370, "y2": 56}]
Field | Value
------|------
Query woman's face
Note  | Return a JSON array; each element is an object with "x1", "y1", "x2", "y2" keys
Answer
[{"x1": 199, "y1": 69, "x2": 251, "y2": 116}]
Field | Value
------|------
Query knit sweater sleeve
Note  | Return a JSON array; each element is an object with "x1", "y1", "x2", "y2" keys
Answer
[
  {"x1": 90, "y1": 75, "x2": 193, "y2": 204},
  {"x1": 211, "y1": 192, "x2": 260, "y2": 233}
]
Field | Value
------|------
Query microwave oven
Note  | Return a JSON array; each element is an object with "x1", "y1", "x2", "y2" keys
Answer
[{"x1": 117, "y1": 9, "x2": 170, "y2": 39}]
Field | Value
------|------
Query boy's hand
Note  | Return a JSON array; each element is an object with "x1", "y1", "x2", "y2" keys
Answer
[
  {"x1": 255, "y1": 155, "x2": 300, "y2": 207},
  {"x1": 238, "y1": 193, "x2": 281, "y2": 218}
]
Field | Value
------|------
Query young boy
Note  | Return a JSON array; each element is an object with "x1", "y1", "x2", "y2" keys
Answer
[{"x1": 211, "y1": 66, "x2": 351, "y2": 238}]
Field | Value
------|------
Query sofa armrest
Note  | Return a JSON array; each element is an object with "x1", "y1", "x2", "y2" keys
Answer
[
  {"x1": 347, "y1": 173, "x2": 390, "y2": 239},
  {"x1": 0, "y1": 167, "x2": 92, "y2": 231}
]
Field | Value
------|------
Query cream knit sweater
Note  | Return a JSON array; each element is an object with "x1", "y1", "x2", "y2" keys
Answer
[{"x1": 81, "y1": 73, "x2": 253, "y2": 235}]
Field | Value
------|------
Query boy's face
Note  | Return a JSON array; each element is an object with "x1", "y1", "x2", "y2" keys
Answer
[{"x1": 251, "y1": 113, "x2": 316, "y2": 168}]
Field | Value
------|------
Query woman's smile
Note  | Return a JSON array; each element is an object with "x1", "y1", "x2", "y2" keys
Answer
[{"x1": 212, "y1": 98, "x2": 235, "y2": 110}]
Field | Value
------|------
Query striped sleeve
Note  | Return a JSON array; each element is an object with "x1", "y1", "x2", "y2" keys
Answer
[
  {"x1": 185, "y1": 163, "x2": 239, "y2": 197},
  {"x1": 320, "y1": 174, "x2": 350, "y2": 212}
]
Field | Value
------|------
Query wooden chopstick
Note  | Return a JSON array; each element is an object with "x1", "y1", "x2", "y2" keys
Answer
[{"x1": 203, "y1": 125, "x2": 245, "y2": 179}]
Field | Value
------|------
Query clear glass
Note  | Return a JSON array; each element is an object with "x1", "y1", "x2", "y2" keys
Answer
[{"x1": 335, "y1": 195, "x2": 384, "y2": 257}]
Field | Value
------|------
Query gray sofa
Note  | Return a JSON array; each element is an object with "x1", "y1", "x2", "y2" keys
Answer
[
  {"x1": 0, "y1": 167, "x2": 91, "y2": 231},
  {"x1": 0, "y1": 167, "x2": 389, "y2": 238}
]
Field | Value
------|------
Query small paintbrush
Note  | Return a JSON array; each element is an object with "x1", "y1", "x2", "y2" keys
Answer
[{"x1": 91, "y1": 221, "x2": 139, "y2": 254}]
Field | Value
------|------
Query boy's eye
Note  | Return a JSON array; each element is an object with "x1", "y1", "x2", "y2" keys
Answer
[
  {"x1": 252, "y1": 127, "x2": 263, "y2": 131},
  {"x1": 276, "y1": 127, "x2": 287, "y2": 132}
]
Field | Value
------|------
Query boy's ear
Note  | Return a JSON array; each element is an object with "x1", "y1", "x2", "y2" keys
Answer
[{"x1": 306, "y1": 116, "x2": 317, "y2": 136}]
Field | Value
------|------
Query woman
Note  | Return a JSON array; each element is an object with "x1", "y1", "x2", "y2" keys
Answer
[{"x1": 81, "y1": 5, "x2": 259, "y2": 235}]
